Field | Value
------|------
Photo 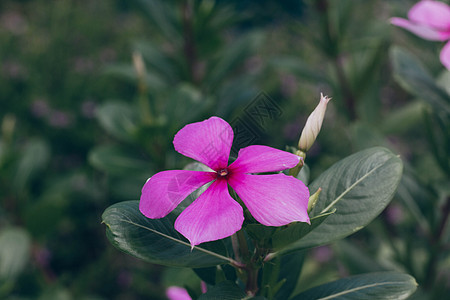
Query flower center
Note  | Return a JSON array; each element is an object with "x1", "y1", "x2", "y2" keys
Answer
[{"x1": 218, "y1": 168, "x2": 228, "y2": 177}]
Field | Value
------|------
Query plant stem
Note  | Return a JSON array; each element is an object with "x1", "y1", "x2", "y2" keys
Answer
[
  {"x1": 424, "y1": 196, "x2": 450, "y2": 289},
  {"x1": 315, "y1": 0, "x2": 357, "y2": 121},
  {"x1": 182, "y1": 0, "x2": 201, "y2": 84}
]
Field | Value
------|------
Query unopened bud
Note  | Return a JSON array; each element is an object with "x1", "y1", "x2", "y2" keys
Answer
[
  {"x1": 132, "y1": 51, "x2": 146, "y2": 80},
  {"x1": 308, "y1": 188, "x2": 322, "y2": 213},
  {"x1": 298, "y1": 93, "x2": 331, "y2": 152}
]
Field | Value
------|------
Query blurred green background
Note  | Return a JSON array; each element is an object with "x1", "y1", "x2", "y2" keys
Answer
[{"x1": 1, "y1": 0, "x2": 449, "y2": 299}]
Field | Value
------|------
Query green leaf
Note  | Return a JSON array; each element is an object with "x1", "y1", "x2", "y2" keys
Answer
[
  {"x1": 270, "y1": 57, "x2": 329, "y2": 84},
  {"x1": 291, "y1": 272, "x2": 417, "y2": 300},
  {"x1": 271, "y1": 211, "x2": 334, "y2": 251},
  {"x1": 274, "y1": 251, "x2": 306, "y2": 300},
  {"x1": 13, "y1": 139, "x2": 50, "y2": 190},
  {"x1": 280, "y1": 147, "x2": 403, "y2": 253},
  {"x1": 102, "y1": 201, "x2": 231, "y2": 268},
  {"x1": 88, "y1": 145, "x2": 151, "y2": 178},
  {"x1": 198, "y1": 281, "x2": 246, "y2": 300},
  {"x1": 390, "y1": 46, "x2": 450, "y2": 115},
  {"x1": 0, "y1": 227, "x2": 31, "y2": 280},
  {"x1": 95, "y1": 102, "x2": 138, "y2": 141}
]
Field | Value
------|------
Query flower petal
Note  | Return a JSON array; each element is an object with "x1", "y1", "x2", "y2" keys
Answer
[
  {"x1": 440, "y1": 41, "x2": 450, "y2": 70},
  {"x1": 391, "y1": 17, "x2": 446, "y2": 41},
  {"x1": 408, "y1": 0, "x2": 450, "y2": 32},
  {"x1": 173, "y1": 117, "x2": 233, "y2": 170},
  {"x1": 228, "y1": 173, "x2": 310, "y2": 226},
  {"x1": 140, "y1": 170, "x2": 216, "y2": 218},
  {"x1": 175, "y1": 179, "x2": 244, "y2": 247},
  {"x1": 166, "y1": 286, "x2": 192, "y2": 300},
  {"x1": 228, "y1": 145, "x2": 300, "y2": 174}
]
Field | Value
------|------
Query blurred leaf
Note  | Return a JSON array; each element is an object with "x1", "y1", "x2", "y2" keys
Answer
[
  {"x1": 88, "y1": 145, "x2": 151, "y2": 178},
  {"x1": 279, "y1": 147, "x2": 403, "y2": 253},
  {"x1": 24, "y1": 196, "x2": 66, "y2": 238},
  {"x1": 102, "y1": 201, "x2": 230, "y2": 268},
  {"x1": 437, "y1": 69, "x2": 450, "y2": 95},
  {"x1": 270, "y1": 56, "x2": 329, "y2": 83},
  {"x1": 103, "y1": 64, "x2": 167, "y2": 90},
  {"x1": 95, "y1": 102, "x2": 138, "y2": 141},
  {"x1": 205, "y1": 31, "x2": 264, "y2": 91},
  {"x1": 272, "y1": 211, "x2": 334, "y2": 251},
  {"x1": 13, "y1": 139, "x2": 50, "y2": 191},
  {"x1": 165, "y1": 84, "x2": 209, "y2": 127},
  {"x1": 137, "y1": 0, "x2": 182, "y2": 46},
  {"x1": 0, "y1": 227, "x2": 31, "y2": 280},
  {"x1": 134, "y1": 40, "x2": 178, "y2": 84},
  {"x1": 350, "y1": 122, "x2": 385, "y2": 150},
  {"x1": 390, "y1": 46, "x2": 450, "y2": 115},
  {"x1": 291, "y1": 272, "x2": 417, "y2": 300},
  {"x1": 334, "y1": 240, "x2": 387, "y2": 274},
  {"x1": 198, "y1": 281, "x2": 246, "y2": 300},
  {"x1": 381, "y1": 101, "x2": 428, "y2": 134}
]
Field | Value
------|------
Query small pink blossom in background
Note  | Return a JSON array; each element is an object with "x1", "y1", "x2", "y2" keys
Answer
[
  {"x1": 139, "y1": 117, "x2": 310, "y2": 247},
  {"x1": 48, "y1": 110, "x2": 72, "y2": 128},
  {"x1": 312, "y1": 245, "x2": 333, "y2": 264},
  {"x1": 1, "y1": 61, "x2": 28, "y2": 79},
  {"x1": 31, "y1": 99, "x2": 51, "y2": 118},
  {"x1": 81, "y1": 100, "x2": 97, "y2": 119},
  {"x1": 166, "y1": 286, "x2": 192, "y2": 300},
  {"x1": 391, "y1": 0, "x2": 450, "y2": 69},
  {"x1": 0, "y1": 11, "x2": 28, "y2": 35}
]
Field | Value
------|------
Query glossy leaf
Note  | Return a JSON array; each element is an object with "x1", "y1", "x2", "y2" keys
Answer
[
  {"x1": 271, "y1": 211, "x2": 334, "y2": 251},
  {"x1": 102, "y1": 201, "x2": 230, "y2": 268},
  {"x1": 291, "y1": 272, "x2": 417, "y2": 300},
  {"x1": 279, "y1": 147, "x2": 403, "y2": 253}
]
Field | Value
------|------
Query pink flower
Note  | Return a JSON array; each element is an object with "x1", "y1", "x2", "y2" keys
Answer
[
  {"x1": 166, "y1": 286, "x2": 192, "y2": 300},
  {"x1": 139, "y1": 117, "x2": 310, "y2": 247},
  {"x1": 391, "y1": 0, "x2": 450, "y2": 69}
]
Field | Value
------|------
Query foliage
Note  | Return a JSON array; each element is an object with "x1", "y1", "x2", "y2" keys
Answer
[{"x1": 1, "y1": 0, "x2": 449, "y2": 299}]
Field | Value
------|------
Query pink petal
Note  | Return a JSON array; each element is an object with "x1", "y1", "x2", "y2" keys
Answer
[
  {"x1": 408, "y1": 0, "x2": 450, "y2": 32},
  {"x1": 166, "y1": 286, "x2": 192, "y2": 300},
  {"x1": 175, "y1": 179, "x2": 244, "y2": 247},
  {"x1": 228, "y1": 173, "x2": 310, "y2": 226},
  {"x1": 140, "y1": 170, "x2": 216, "y2": 218},
  {"x1": 173, "y1": 117, "x2": 233, "y2": 171},
  {"x1": 391, "y1": 17, "x2": 446, "y2": 41},
  {"x1": 440, "y1": 41, "x2": 450, "y2": 69},
  {"x1": 228, "y1": 145, "x2": 300, "y2": 174}
]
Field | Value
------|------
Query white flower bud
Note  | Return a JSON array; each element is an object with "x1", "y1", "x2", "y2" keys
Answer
[{"x1": 298, "y1": 93, "x2": 331, "y2": 152}]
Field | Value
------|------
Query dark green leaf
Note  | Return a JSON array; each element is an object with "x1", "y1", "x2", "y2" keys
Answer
[
  {"x1": 102, "y1": 201, "x2": 230, "y2": 268},
  {"x1": 88, "y1": 145, "x2": 151, "y2": 178},
  {"x1": 95, "y1": 102, "x2": 138, "y2": 141},
  {"x1": 271, "y1": 211, "x2": 334, "y2": 251},
  {"x1": 270, "y1": 57, "x2": 329, "y2": 84},
  {"x1": 291, "y1": 272, "x2": 417, "y2": 300},
  {"x1": 13, "y1": 139, "x2": 50, "y2": 190},
  {"x1": 280, "y1": 147, "x2": 403, "y2": 253},
  {"x1": 198, "y1": 281, "x2": 246, "y2": 300},
  {"x1": 274, "y1": 251, "x2": 306, "y2": 300},
  {"x1": 391, "y1": 46, "x2": 450, "y2": 115},
  {"x1": 206, "y1": 31, "x2": 264, "y2": 91}
]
